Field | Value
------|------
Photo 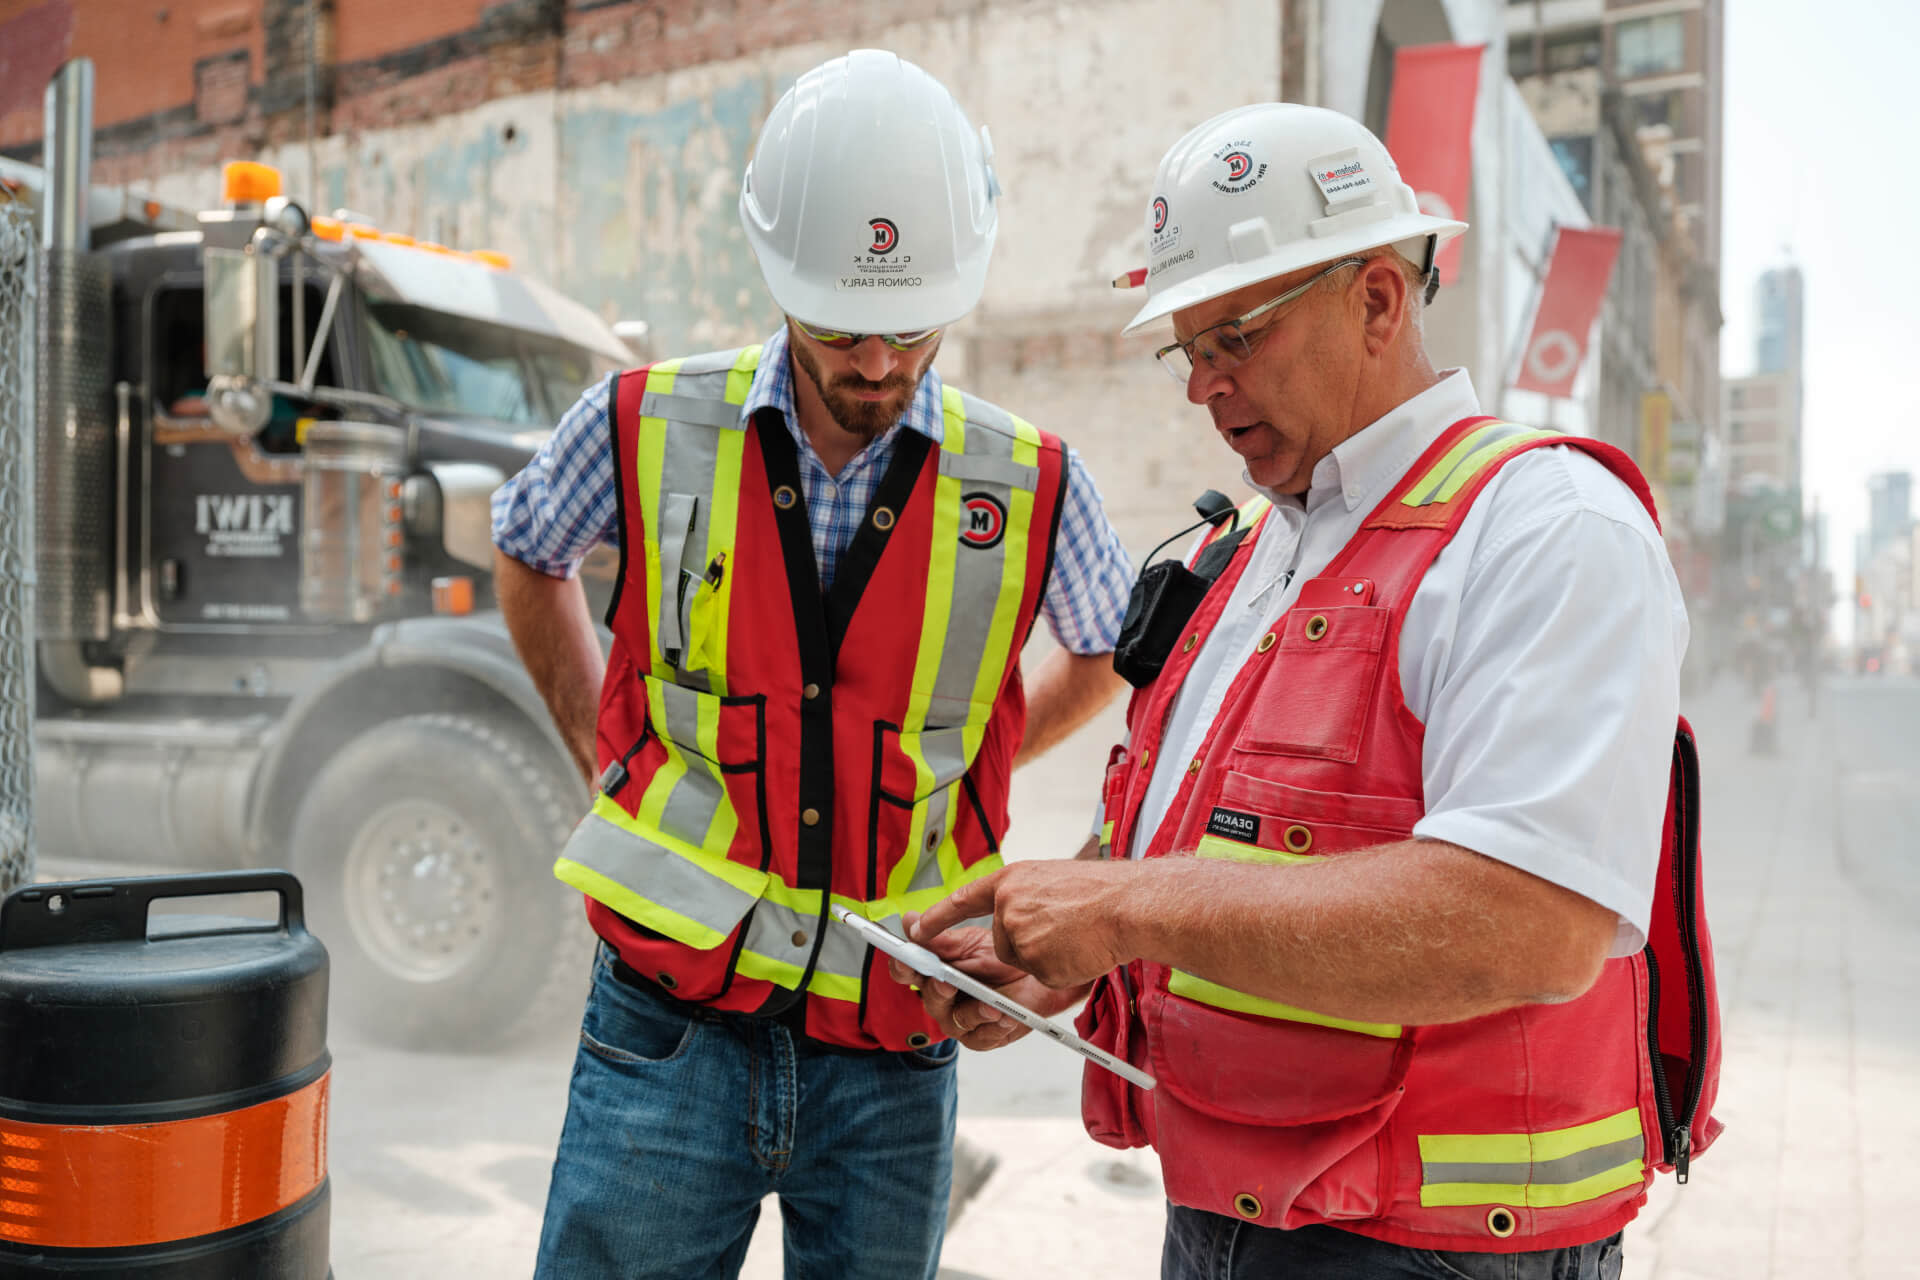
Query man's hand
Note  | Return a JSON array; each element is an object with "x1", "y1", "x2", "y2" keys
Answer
[
  {"x1": 883, "y1": 921, "x2": 1081, "y2": 1051},
  {"x1": 912, "y1": 860, "x2": 1141, "y2": 989}
]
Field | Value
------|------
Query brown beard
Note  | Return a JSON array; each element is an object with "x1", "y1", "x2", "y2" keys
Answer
[{"x1": 790, "y1": 332, "x2": 939, "y2": 443}]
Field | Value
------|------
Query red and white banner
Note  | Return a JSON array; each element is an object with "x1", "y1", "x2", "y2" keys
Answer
[
  {"x1": 1513, "y1": 226, "x2": 1622, "y2": 399},
  {"x1": 1384, "y1": 43, "x2": 1483, "y2": 285}
]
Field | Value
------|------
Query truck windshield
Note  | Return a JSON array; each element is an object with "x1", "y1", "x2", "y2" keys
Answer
[{"x1": 363, "y1": 301, "x2": 601, "y2": 425}]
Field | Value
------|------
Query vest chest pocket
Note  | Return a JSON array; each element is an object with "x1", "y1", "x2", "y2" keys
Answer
[
  {"x1": 872, "y1": 723, "x2": 994, "y2": 898},
  {"x1": 1235, "y1": 605, "x2": 1392, "y2": 764}
]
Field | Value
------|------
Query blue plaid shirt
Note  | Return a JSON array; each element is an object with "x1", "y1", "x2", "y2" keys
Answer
[{"x1": 491, "y1": 327, "x2": 1134, "y2": 654}]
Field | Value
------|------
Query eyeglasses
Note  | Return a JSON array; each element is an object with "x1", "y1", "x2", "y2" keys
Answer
[
  {"x1": 1154, "y1": 257, "x2": 1367, "y2": 382},
  {"x1": 791, "y1": 318, "x2": 943, "y2": 352}
]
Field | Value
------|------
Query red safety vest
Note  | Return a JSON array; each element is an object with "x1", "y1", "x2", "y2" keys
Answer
[
  {"x1": 1077, "y1": 417, "x2": 1722, "y2": 1252},
  {"x1": 553, "y1": 346, "x2": 1067, "y2": 1050}
]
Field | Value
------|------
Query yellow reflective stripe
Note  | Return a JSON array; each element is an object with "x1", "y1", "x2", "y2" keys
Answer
[
  {"x1": 635, "y1": 360, "x2": 681, "y2": 675},
  {"x1": 886, "y1": 393, "x2": 968, "y2": 901},
  {"x1": 1167, "y1": 969, "x2": 1402, "y2": 1038},
  {"x1": 724, "y1": 344, "x2": 761, "y2": 406},
  {"x1": 1417, "y1": 1162, "x2": 1645, "y2": 1210},
  {"x1": 1417, "y1": 1107, "x2": 1646, "y2": 1209},
  {"x1": 1401, "y1": 420, "x2": 1506, "y2": 505},
  {"x1": 734, "y1": 950, "x2": 863, "y2": 1001},
  {"x1": 588, "y1": 790, "x2": 767, "y2": 898},
  {"x1": 1100, "y1": 821, "x2": 1116, "y2": 845},
  {"x1": 1428, "y1": 428, "x2": 1559, "y2": 505},
  {"x1": 1194, "y1": 835, "x2": 1316, "y2": 865},
  {"x1": 863, "y1": 853, "x2": 1003, "y2": 920},
  {"x1": 1419, "y1": 1107, "x2": 1641, "y2": 1167}
]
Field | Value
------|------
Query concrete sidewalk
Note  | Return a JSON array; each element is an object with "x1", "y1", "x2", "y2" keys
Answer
[{"x1": 784, "y1": 678, "x2": 1916, "y2": 1280}]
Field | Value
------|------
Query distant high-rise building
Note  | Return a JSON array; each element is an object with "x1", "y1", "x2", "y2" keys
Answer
[
  {"x1": 1869, "y1": 472, "x2": 1913, "y2": 558},
  {"x1": 1755, "y1": 265, "x2": 1803, "y2": 376}
]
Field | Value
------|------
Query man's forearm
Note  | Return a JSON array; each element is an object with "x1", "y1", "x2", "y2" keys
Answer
[
  {"x1": 1110, "y1": 840, "x2": 1617, "y2": 1025},
  {"x1": 1014, "y1": 648, "x2": 1127, "y2": 767},
  {"x1": 495, "y1": 548, "x2": 605, "y2": 785}
]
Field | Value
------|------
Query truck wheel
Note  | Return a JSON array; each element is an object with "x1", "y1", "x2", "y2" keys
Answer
[{"x1": 289, "y1": 713, "x2": 590, "y2": 1050}]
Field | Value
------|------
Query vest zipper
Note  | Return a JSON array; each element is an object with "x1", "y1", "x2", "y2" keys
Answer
[
  {"x1": 1643, "y1": 945, "x2": 1681, "y2": 1178},
  {"x1": 1668, "y1": 727, "x2": 1708, "y2": 1183}
]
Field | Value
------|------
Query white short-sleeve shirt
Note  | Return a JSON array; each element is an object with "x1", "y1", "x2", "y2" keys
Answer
[{"x1": 1125, "y1": 371, "x2": 1688, "y2": 956}]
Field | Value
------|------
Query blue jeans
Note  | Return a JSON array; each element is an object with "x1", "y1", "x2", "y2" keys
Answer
[
  {"x1": 1162, "y1": 1204, "x2": 1624, "y2": 1279},
  {"x1": 534, "y1": 944, "x2": 959, "y2": 1280}
]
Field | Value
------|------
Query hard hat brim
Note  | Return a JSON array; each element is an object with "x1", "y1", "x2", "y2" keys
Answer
[{"x1": 1120, "y1": 213, "x2": 1467, "y2": 336}]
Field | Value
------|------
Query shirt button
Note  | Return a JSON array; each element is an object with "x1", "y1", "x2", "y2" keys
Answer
[
  {"x1": 823, "y1": 483, "x2": 838, "y2": 498},
  {"x1": 802, "y1": 808, "x2": 821, "y2": 826}
]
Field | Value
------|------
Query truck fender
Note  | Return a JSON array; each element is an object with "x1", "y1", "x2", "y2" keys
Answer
[{"x1": 246, "y1": 612, "x2": 586, "y2": 856}]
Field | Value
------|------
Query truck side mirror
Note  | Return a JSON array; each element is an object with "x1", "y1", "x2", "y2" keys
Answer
[{"x1": 200, "y1": 196, "x2": 305, "y2": 435}]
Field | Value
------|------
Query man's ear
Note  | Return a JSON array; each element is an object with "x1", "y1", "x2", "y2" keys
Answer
[{"x1": 1357, "y1": 258, "x2": 1411, "y2": 356}]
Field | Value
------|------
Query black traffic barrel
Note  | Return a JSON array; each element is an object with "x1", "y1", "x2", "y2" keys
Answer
[{"x1": 0, "y1": 871, "x2": 330, "y2": 1276}]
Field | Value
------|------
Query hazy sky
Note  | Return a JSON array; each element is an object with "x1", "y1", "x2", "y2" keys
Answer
[{"x1": 1718, "y1": 0, "x2": 1917, "y2": 631}]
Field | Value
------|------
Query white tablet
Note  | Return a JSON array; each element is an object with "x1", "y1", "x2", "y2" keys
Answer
[{"x1": 831, "y1": 905, "x2": 1156, "y2": 1090}]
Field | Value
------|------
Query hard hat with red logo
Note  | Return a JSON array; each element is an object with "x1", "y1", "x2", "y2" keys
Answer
[
  {"x1": 1116, "y1": 103, "x2": 1466, "y2": 334},
  {"x1": 739, "y1": 50, "x2": 1000, "y2": 333}
]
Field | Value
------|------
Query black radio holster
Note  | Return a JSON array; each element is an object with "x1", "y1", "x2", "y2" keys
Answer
[{"x1": 1112, "y1": 491, "x2": 1252, "y2": 689}]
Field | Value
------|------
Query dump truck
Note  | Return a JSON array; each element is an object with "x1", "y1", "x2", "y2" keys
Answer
[{"x1": 1, "y1": 59, "x2": 631, "y2": 1048}]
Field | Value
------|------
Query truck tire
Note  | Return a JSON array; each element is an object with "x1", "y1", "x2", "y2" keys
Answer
[{"x1": 289, "y1": 712, "x2": 590, "y2": 1050}]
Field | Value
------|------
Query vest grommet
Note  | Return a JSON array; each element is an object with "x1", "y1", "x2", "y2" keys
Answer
[
  {"x1": 802, "y1": 807, "x2": 821, "y2": 826},
  {"x1": 1255, "y1": 632, "x2": 1277, "y2": 654},
  {"x1": 773, "y1": 485, "x2": 798, "y2": 510},
  {"x1": 905, "y1": 1032, "x2": 932, "y2": 1049},
  {"x1": 1186, "y1": 758, "x2": 1202, "y2": 777},
  {"x1": 1282, "y1": 824, "x2": 1313, "y2": 854},
  {"x1": 1232, "y1": 1192, "x2": 1263, "y2": 1220},
  {"x1": 1304, "y1": 614, "x2": 1329, "y2": 641},
  {"x1": 927, "y1": 829, "x2": 941, "y2": 850},
  {"x1": 1486, "y1": 1207, "x2": 1517, "y2": 1238},
  {"x1": 1140, "y1": 748, "x2": 1151, "y2": 768},
  {"x1": 1181, "y1": 633, "x2": 1198, "y2": 654},
  {"x1": 655, "y1": 972, "x2": 678, "y2": 991},
  {"x1": 873, "y1": 506, "x2": 896, "y2": 531},
  {"x1": 791, "y1": 930, "x2": 808, "y2": 947}
]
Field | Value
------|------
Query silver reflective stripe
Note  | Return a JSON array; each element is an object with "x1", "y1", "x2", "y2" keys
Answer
[
  {"x1": 641, "y1": 390, "x2": 745, "y2": 429},
  {"x1": 906, "y1": 789, "x2": 954, "y2": 896},
  {"x1": 740, "y1": 899, "x2": 869, "y2": 981},
  {"x1": 938, "y1": 451, "x2": 1039, "y2": 490},
  {"x1": 1408, "y1": 422, "x2": 1537, "y2": 506},
  {"x1": 561, "y1": 812, "x2": 756, "y2": 938},
  {"x1": 655, "y1": 492, "x2": 698, "y2": 656},
  {"x1": 649, "y1": 679, "x2": 731, "y2": 845},
  {"x1": 1421, "y1": 1135, "x2": 1646, "y2": 1190},
  {"x1": 929, "y1": 393, "x2": 1026, "y2": 719},
  {"x1": 672, "y1": 348, "x2": 752, "y2": 377}
]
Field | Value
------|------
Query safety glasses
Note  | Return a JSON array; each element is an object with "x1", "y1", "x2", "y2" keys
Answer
[
  {"x1": 791, "y1": 318, "x2": 943, "y2": 352},
  {"x1": 1154, "y1": 257, "x2": 1367, "y2": 382}
]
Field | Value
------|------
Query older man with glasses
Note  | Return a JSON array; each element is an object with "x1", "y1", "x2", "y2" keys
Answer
[
  {"x1": 490, "y1": 49, "x2": 1135, "y2": 1280},
  {"x1": 905, "y1": 102, "x2": 1716, "y2": 1280}
]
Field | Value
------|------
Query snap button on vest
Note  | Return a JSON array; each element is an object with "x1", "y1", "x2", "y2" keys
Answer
[
  {"x1": 906, "y1": 1032, "x2": 932, "y2": 1048},
  {"x1": 1233, "y1": 1193, "x2": 1263, "y2": 1220},
  {"x1": 802, "y1": 808, "x2": 821, "y2": 826},
  {"x1": 1304, "y1": 614, "x2": 1329, "y2": 641},
  {"x1": 791, "y1": 930, "x2": 808, "y2": 947},
  {"x1": 773, "y1": 485, "x2": 798, "y2": 509},
  {"x1": 803, "y1": 682, "x2": 821, "y2": 700},
  {"x1": 1486, "y1": 1207, "x2": 1517, "y2": 1238},
  {"x1": 1256, "y1": 632, "x2": 1276, "y2": 653},
  {"x1": 1187, "y1": 758, "x2": 1202, "y2": 776},
  {"x1": 873, "y1": 506, "x2": 896, "y2": 530},
  {"x1": 1282, "y1": 824, "x2": 1313, "y2": 854},
  {"x1": 1182, "y1": 633, "x2": 1198, "y2": 654}
]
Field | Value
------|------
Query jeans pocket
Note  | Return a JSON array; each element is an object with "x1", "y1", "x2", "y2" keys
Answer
[
  {"x1": 898, "y1": 1037, "x2": 960, "y2": 1072},
  {"x1": 580, "y1": 958, "x2": 703, "y2": 1066}
]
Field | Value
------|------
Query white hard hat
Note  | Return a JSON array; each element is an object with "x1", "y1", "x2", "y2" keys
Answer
[
  {"x1": 739, "y1": 50, "x2": 999, "y2": 333},
  {"x1": 1119, "y1": 103, "x2": 1467, "y2": 334}
]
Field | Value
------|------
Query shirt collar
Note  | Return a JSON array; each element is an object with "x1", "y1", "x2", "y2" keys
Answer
[
  {"x1": 741, "y1": 325, "x2": 948, "y2": 451},
  {"x1": 1246, "y1": 368, "x2": 1482, "y2": 514}
]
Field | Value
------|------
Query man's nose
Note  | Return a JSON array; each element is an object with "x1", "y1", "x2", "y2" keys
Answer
[
  {"x1": 848, "y1": 337, "x2": 901, "y2": 383},
  {"x1": 1186, "y1": 356, "x2": 1233, "y2": 406}
]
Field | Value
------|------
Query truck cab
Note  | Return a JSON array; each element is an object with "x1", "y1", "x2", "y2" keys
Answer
[{"x1": 10, "y1": 60, "x2": 631, "y2": 1048}]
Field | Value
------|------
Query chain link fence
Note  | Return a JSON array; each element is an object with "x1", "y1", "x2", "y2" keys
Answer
[{"x1": 0, "y1": 200, "x2": 37, "y2": 894}]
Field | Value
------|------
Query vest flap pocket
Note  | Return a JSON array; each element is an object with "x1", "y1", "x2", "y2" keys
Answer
[
  {"x1": 877, "y1": 724, "x2": 978, "y2": 804},
  {"x1": 643, "y1": 676, "x2": 765, "y2": 769},
  {"x1": 1236, "y1": 605, "x2": 1391, "y2": 763},
  {"x1": 1149, "y1": 969, "x2": 1411, "y2": 1128},
  {"x1": 1208, "y1": 772, "x2": 1423, "y2": 856}
]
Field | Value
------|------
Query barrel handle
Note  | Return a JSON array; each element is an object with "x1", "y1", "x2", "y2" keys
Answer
[{"x1": 0, "y1": 870, "x2": 309, "y2": 951}]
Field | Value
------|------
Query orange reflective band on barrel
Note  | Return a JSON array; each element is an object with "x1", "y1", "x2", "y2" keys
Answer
[{"x1": 0, "y1": 1071, "x2": 329, "y2": 1248}]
